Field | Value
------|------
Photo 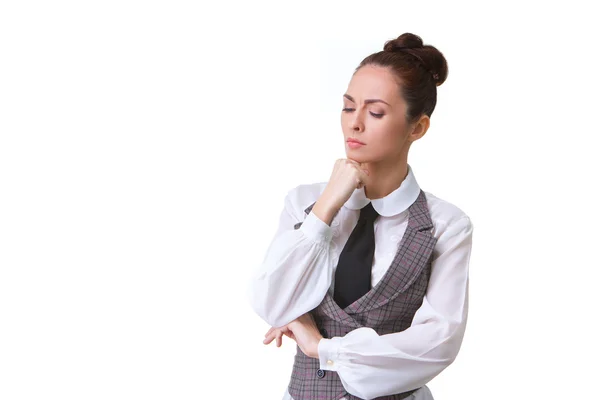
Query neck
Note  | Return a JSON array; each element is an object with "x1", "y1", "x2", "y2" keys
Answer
[{"x1": 363, "y1": 158, "x2": 409, "y2": 200}]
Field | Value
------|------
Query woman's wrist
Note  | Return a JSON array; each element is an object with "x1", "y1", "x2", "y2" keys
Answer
[
  {"x1": 310, "y1": 337, "x2": 324, "y2": 358},
  {"x1": 312, "y1": 197, "x2": 339, "y2": 226}
]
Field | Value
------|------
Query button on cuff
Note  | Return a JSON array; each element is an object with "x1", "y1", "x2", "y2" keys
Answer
[{"x1": 318, "y1": 336, "x2": 342, "y2": 371}]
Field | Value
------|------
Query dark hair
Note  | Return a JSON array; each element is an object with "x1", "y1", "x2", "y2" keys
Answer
[{"x1": 356, "y1": 33, "x2": 448, "y2": 124}]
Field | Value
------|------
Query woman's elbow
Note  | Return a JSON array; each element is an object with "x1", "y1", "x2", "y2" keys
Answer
[{"x1": 246, "y1": 284, "x2": 293, "y2": 327}]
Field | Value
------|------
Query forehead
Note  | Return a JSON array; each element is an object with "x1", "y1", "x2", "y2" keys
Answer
[{"x1": 346, "y1": 65, "x2": 401, "y2": 103}]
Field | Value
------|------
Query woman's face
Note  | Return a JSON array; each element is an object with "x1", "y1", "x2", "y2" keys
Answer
[{"x1": 341, "y1": 65, "x2": 414, "y2": 164}]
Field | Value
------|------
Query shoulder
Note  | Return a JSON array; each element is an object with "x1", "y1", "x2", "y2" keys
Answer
[
  {"x1": 423, "y1": 190, "x2": 473, "y2": 239},
  {"x1": 284, "y1": 181, "x2": 328, "y2": 219},
  {"x1": 286, "y1": 181, "x2": 328, "y2": 208}
]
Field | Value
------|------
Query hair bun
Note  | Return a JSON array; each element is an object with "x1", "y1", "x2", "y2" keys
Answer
[
  {"x1": 383, "y1": 33, "x2": 424, "y2": 52},
  {"x1": 382, "y1": 33, "x2": 446, "y2": 86}
]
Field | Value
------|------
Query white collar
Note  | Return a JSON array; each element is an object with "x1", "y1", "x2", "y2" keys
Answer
[{"x1": 343, "y1": 164, "x2": 421, "y2": 217}]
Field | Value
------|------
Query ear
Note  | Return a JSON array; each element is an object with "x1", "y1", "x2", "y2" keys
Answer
[{"x1": 409, "y1": 115, "x2": 430, "y2": 142}]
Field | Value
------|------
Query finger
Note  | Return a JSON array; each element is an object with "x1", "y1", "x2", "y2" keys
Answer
[
  {"x1": 355, "y1": 164, "x2": 370, "y2": 177},
  {"x1": 276, "y1": 331, "x2": 283, "y2": 347},
  {"x1": 265, "y1": 327, "x2": 275, "y2": 338},
  {"x1": 346, "y1": 158, "x2": 367, "y2": 171},
  {"x1": 283, "y1": 326, "x2": 296, "y2": 339},
  {"x1": 347, "y1": 163, "x2": 369, "y2": 182},
  {"x1": 263, "y1": 332, "x2": 275, "y2": 345}
]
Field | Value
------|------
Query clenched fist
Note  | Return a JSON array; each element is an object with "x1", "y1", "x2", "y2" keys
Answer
[{"x1": 311, "y1": 158, "x2": 370, "y2": 225}]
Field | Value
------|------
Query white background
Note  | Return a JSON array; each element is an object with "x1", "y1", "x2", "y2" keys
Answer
[{"x1": 1, "y1": 1, "x2": 599, "y2": 399}]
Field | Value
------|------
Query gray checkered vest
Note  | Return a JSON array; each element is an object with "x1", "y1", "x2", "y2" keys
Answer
[{"x1": 288, "y1": 189, "x2": 437, "y2": 400}]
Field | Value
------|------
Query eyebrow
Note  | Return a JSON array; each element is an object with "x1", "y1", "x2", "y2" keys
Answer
[{"x1": 343, "y1": 94, "x2": 390, "y2": 106}]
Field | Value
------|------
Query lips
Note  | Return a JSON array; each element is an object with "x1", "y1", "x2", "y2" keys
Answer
[{"x1": 347, "y1": 139, "x2": 365, "y2": 145}]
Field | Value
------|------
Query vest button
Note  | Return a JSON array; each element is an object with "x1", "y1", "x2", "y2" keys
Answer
[{"x1": 316, "y1": 369, "x2": 326, "y2": 379}]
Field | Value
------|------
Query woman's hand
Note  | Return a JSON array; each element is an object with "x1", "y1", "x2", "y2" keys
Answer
[
  {"x1": 322, "y1": 158, "x2": 370, "y2": 210},
  {"x1": 312, "y1": 158, "x2": 370, "y2": 225},
  {"x1": 263, "y1": 313, "x2": 324, "y2": 359},
  {"x1": 263, "y1": 326, "x2": 295, "y2": 348}
]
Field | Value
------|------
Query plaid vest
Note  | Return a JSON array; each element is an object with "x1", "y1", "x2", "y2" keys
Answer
[{"x1": 288, "y1": 189, "x2": 437, "y2": 400}]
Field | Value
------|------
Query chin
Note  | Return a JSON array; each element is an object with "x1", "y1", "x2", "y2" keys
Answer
[{"x1": 345, "y1": 152, "x2": 369, "y2": 161}]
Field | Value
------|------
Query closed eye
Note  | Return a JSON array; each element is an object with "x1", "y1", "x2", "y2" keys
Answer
[{"x1": 342, "y1": 108, "x2": 384, "y2": 118}]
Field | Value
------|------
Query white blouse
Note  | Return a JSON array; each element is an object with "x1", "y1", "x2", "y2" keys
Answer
[{"x1": 247, "y1": 164, "x2": 474, "y2": 400}]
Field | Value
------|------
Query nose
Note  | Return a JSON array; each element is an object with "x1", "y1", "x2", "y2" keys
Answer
[{"x1": 348, "y1": 109, "x2": 365, "y2": 133}]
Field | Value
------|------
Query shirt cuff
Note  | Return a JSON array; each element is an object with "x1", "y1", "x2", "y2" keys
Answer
[
  {"x1": 299, "y1": 211, "x2": 334, "y2": 244},
  {"x1": 318, "y1": 336, "x2": 343, "y2": 371}
]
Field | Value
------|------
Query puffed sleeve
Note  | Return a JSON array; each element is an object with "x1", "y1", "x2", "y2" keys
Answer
[
  {"x1": 316, "y1": 216, "x2": 474, "y2": 400},
  {"x1": 246, "y1": 188, "x2": 337, "y2": 328}
]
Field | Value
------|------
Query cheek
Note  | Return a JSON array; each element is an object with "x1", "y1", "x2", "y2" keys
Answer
[
  {"x1": 372, "y1": 120, "x2": 399, "y2": 141},
  {"x1": 372, "y1": 121, "x2": 407, "y2": 151},
  {"x1": 340, "y1": 115, "x2": 355, "y2": 135},
  {"x1": 340, "y1": 112, "x2": 350, "y2": 125},
  {"x1": 382, "y1": 119, "x2": 408, "y2": 141}
]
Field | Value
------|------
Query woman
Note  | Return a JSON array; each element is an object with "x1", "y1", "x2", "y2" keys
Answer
[{"x1": 247, "y1": 32, "x2": 474, "y2": 400}]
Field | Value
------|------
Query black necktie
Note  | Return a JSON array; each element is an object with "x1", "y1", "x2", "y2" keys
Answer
[{"x1": 333, "y1": 202, "x2": 380, "y2": 309}]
